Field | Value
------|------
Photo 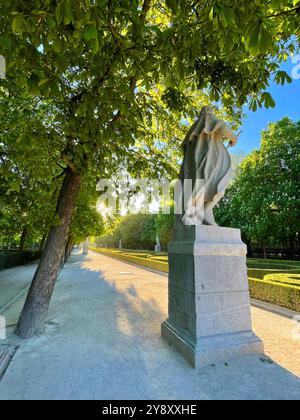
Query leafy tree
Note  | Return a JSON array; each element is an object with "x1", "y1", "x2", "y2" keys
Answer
[
  {"x1": 0, "y1": 1, "x2": 299, "y2": 337},
  {"x1": 156, "y1": 212, "x2": 174, "y2": 250},
  {"x1": 0, "y1": 84, "x2": 62, "y2": 249},
  {"x1": 216, "y1": 118, "x2": 300, "y2": 254},
  {"x1": 112, "y1": 214, "x2": 156, "y2": 250},
  {"x1": 65, "y1": 174, "x2": 105, "y2": 260},
  {"x1": 97, "y1": 212, "x2": 174, "y2": 251}
]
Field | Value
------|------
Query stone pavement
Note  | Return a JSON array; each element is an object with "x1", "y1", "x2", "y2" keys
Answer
[
  {"x1": 0, "y1": 251, "x2": 299, "y2": 400},
  {"x1": 252, "y1": 303, "x2": 300, "y2": 377}
]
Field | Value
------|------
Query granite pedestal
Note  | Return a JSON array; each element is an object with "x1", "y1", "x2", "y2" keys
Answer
[{"x1": 161, "y1": 225, "x2": 264, "y2": 368}]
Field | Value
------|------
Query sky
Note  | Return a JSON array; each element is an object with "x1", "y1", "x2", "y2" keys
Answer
[{"x1": 237, "y1": 58, "x2": 300, "y2": 155}]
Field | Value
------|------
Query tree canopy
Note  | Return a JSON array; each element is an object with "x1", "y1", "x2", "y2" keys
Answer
[
  {"x1": 1, "y1": 0, "x2": 300, "y2": 175},
  {"x1": 215, "y1": 118, "x2": 300, "y2": 253}
]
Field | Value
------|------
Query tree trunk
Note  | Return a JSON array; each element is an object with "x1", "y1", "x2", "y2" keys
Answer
[
  {"x1": 245, "y1": 238, "x2": 253, "y2": 258},
  {"x1": 64, "y1": 236, "x2": 74, "y2": 263},
  {"x1": 39, "y1": 233, "x2": 47, "y2": 251},
  {"x1": 263, "y1": 246, "x2": 267, "y2": 260},
  {"x1": 19, "y1": 227, "x2": 28, "y2": 251},
  {"x1": 16, "y1": 168, "x2": 81, "y2": 338}
]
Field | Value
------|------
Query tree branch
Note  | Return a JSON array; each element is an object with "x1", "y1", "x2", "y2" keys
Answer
[
  {"x1": 61, "y1": 152, "x2": 77, "y2": 173},
  {"x1": 140, "y1": 0, "x2": 152, "y2": 23},
  {"x1": 128, "y1": 0, "x2": 152, "y2": 93},
  {"x1": 265, "y1": 5, "x2": 300, "y2": 19}
]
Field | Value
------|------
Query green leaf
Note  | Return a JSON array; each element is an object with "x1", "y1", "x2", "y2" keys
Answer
[
  {"x1": 261, "y1": 92, "x2": 276, "y2": 109},
  {"x1": 84, "y1": 25, "x2": 98, "y2": 41},
  {"x1": 249, "y1": 98, "x2": 258, "y2": 112},
  {"x1": 63, "y1": 0, "x2": 73, "y2": 25},
  {"x1": 55, "y1": 2, "x2": 64, "y2": 25},
  {"x1": 90, "y1": 38, "x2": 99, "y2": 55},
  {"x1": 245, "y1": 24, "x2": 260, "y2": 54},
  {"x1": 38, "y1": 78, "x2": 50, "y2": 87},
  {"x1": 27, "y1": 74, "x2": 40, "y2": 95},
  {"x1": 55, "y1": 0, "x2": 73, "y2": 25},
  {"x1": 245, "y1": 23, "x2": 273, "y2": 55},
  {"x1": 83, "y1": 143, "x2": 90, "y2": 154},
  {"x1": 47, "y1": 16, "x2": 57, "y2": 29},
  {"x1": 0, "y1": 36, "x2": 12, "y2": 50},
  {"x1": 12, "y1": 16, "x2": 29, "y2": 34},
  {"x1": 258, "y1": 26, "x2": 273, "y2": 54},
  {"x1": 274, "y1": 70, "x2": 293, "y2": 85}
]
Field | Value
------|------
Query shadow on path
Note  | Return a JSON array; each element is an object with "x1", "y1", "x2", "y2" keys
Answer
[{"x1": 0, "y1": 252, "x2": 300, "y2": 400}]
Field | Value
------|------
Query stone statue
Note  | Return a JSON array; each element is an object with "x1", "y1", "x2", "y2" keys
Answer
[
  {"x1": 179, "y1": 106, "x2": 238, "y2": 226},
  {"x1": 155, "y1": 234, "x2": 161, "y2": 254},
  {"x1": 162, "y1": 108, "x2": 263, "y2": 369}
]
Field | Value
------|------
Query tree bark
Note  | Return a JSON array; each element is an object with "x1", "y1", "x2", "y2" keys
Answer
[
  {"x1": 263, "y1": 246, "x2": 267, "y2": 260},
  {"x1": 19, "y1": 227, "x2": 28, "y2": 251},
  {"x1": 39, "y1": 233, "x2": 47, "y2": 251},
  {"x1": 16, "y1": 168, "x2": 81, "y2": 338},
  {"x1": 64, "y1": 236, "x2": 74, "y2": 263}
]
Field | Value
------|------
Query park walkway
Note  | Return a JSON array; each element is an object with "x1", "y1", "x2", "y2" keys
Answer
[{"x1": 0, "y1": 251, "x2": 300, "y2": 400}]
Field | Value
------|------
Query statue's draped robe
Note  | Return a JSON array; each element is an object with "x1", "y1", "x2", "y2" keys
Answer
[{"x1": 179, "y1": 110, "x2": 237, "y2": 225}]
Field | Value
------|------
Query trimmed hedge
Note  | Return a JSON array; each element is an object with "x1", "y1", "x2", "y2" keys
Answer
[
  {"x1": 264, "y1": 273, "x2": 300, "y2": 287},
  {"x1": 0, "y1": 250, "x2": 41, "y2": 271},
  {"x1": 247, "y1": 268, "x2": 300, "y2": 280},
  {"x1": 92, "y1": 248, "x2": 300, "y2": 312},
  {"x1": 249, "y1": 278, "x2": 300, "y2": 312},
  {"x1": 91, "y1": 248, "x2": 169, "y2": 273}
]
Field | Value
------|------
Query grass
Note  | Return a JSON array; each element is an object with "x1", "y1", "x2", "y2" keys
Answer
[{"x1": 247, "y1": 258, "x2": 300, "y2": 270}]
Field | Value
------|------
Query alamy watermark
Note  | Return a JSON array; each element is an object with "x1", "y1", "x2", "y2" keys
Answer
[
  {"x1": 291, "y1": 55, "x2": 300, "y2": 80},
  {"x1": 0, "y1": 316, "x2": 6, "y2": 340},
  {"x1": 96, "y1": 177, "x2": 205, "y2": 225},
  {"x1": 0, "y1": 55, "x2": 6, "y2": 80}
]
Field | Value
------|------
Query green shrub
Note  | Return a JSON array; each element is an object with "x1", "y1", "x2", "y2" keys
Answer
[
  {"x1": 149, "y1": 256, "x2": 169, "y2": 263},
  {"x1": 247, "y1": 268, "x2": 300, "y2": 280},
  {"x1": 263, "y1": 273, "x2": 300, "y2": 287},
  {"x1": 0, "y1": 250, "x2": 41, "y2": 271},
  {"x1": 249, "y1": 278, "x2": 300, "y2": 312}
]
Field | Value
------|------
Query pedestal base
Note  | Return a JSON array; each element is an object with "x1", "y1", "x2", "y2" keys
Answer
[
  {"x1": 162, "y1": 321, "x2": 263, "y2": 368},
  {"x1": 162, "y1": 225, "x2": 264, "y2": 368}
]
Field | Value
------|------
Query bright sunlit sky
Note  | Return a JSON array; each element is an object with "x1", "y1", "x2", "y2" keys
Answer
[{"x1": 236, "y1": 58, "x2": 300, "y2": 155}]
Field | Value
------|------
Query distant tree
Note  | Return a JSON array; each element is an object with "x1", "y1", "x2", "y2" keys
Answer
[
  {"x1": 156, "y1": 212, "x2": 175, "y2": 250},
  {"x1": 112, "y1": 214, "x2": 156, "y2": 250},
  {"x1": 216, "y1": 118, "x2": 300, "y2": 253}
]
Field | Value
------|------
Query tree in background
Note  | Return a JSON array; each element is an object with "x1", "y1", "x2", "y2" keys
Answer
[
  {"x1": 155, "y1": 212, "x2": 174, "y2": 250},
  {"x1": 65, "y1": 173, "x2": 105, "y2": 261},
  {"x1": 101, "y1": 214, "x2": 156, "y2": 250},
  {"x1": 97, "y1": 212, "x2": 174, "y2": 251},
  {"x1": 216, "y1": 118, "x2": 300, "y2": 255},
  {"x1": 1, "y1": 0, "x2": 300, "y2": 337}
]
